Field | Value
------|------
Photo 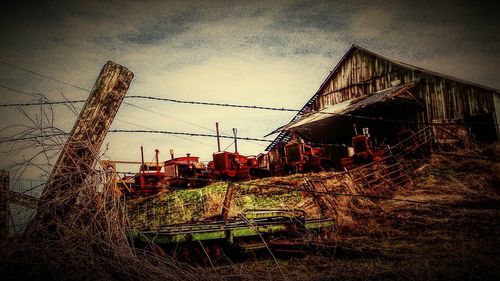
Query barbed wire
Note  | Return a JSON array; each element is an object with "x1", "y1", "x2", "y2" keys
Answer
[
  {"x1": 2, "y1": 60, "x2": 497, "y2": 217},
  {"x1": 2, "y1": 60, "x2": 499, "y2": 128},
  {"x1": 0, "y1": 129, "x2": 272, "y2": 144},
  {"x1": 108, "y1": 129, "x2": 272, "y2": 142},
  {"x1": 125, "y1": 95, "x2": 298, "y2": 111},
  {"x1": 0, "y1": 60, "x2": 90, "y2": 92},
  {"x1": 1, "y1": 87, "x2": 498, "y2": 127},
  {"x1": 0, "y1": 87, "x2": 295, "y2": 112}
]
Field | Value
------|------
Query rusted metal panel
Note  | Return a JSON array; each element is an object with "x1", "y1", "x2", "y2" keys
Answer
[{"x1": 277, "y1": 82, "x2": 417, "y2": 132}]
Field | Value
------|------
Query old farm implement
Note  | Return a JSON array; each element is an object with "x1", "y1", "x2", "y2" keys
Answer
[
  {"x1": 129, "y1": 209, "x2": 334, "y2": 262},
  {"x1": 281, "y1": 141, "x2": 335, "y2": 173},
  {"x1": 102, "y1": 148, "x2": 209, "y2": 196},
  {"x1": 105, "y1": 125, "x2": 265, "y2": 196},
  {"x1": 208, "y1": 126, "x2": 263, "y2": 181}
]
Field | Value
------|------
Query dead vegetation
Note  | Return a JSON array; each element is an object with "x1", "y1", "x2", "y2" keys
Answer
[
  {"x1": 123, "y1": 145, "x2": 499, "y2": 280},
  {"x1": 243, "y1": 149, "x2": 499, "y2": 281},
  {"x1": 0, "y1": 145, "x2": 203, "y2": 281},
  {"x1": 2, "y1": 142, "x2": 499, "y2": 280},
  {"x1": 0, "y1": 88, "x2": 205, "y2": 281}
]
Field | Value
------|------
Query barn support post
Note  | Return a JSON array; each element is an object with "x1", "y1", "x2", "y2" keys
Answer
[
  {"x1": 28, "y1": 61, "x2": 133, "y2": 237},
  {"x1": 0, "y1": 170, "x2": 9, "y2": 241},
  {"x1": 493, "y1": 94, "x2": 500, "y2": 140},
  {"x1": 221, "y1": 182, "x2": 236, "y2": 220}
]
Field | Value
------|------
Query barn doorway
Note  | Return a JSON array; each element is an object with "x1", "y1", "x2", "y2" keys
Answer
[{"x1": 465, "y1": 113, "x2": 497, "y2": 143}]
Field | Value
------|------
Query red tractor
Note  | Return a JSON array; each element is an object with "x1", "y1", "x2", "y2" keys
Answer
[
  {"x1": 108, "y1": 147, "x2": 209, "y2": 196},
  {"x1": 341, "y1": 125, "x2": 385, "y2": 170},
  {"x1": 163, "y1": 150, "x2": 209, "y2": 188},
  {"x1": 134, "y1": 148, "x2": 164, "y2": 194},
  {"x1": 283, "y1": 141, "x2": 334, "y2": 173},
  {"x1": 209, "y1": 151, "x2": 256, "y2": 180},
  {"x1": 208, "y1": 124, "x2": 260, "y2": 181}
]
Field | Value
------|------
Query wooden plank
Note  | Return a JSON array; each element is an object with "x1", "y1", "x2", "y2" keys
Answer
[
  {"x1": 29, "y1": 61, "x2": 134, "y2": 235},
  {"x1": 9, "y1": 190, "x2": 38, "y2": 209},
  {"x1": 0, "y1": 170, "x2": 9, "y2": 240}
]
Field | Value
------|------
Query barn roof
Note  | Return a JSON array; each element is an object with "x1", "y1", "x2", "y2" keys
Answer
[
  {"x1": 270, "y1": 81, "x2": 417, "y2": 134},
  {"x1": 352, "y1": 44, "x2": 499, "y2": 93},
  {"x1": 265, "y1": 44, "x2": 499, "y2": 151}
]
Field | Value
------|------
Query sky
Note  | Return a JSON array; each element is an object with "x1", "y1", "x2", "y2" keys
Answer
[{"x1": 1, "y1": 0, "x2": 499, "y2": 181}]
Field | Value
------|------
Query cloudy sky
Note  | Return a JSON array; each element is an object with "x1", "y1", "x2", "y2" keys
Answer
[{"x1": 1, "y1": 0, "x2": 499, "y2": 179}]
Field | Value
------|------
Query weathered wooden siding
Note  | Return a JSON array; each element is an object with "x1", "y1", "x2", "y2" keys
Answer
[
  {"x1": 314, "y1": 49, "x2": 416, "y2": 110},
  {"x1": 313, "y1": 48, "x2": 497, "y2": 139},
  {"x1": 494, "y1": 94, "x2": 500, "y2": 137},
  {"x1": 414, "y1": 77, "x2": 495, "y2": 122}
]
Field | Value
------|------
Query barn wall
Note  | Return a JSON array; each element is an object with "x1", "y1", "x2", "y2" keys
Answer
[
  {"x1": 313, "y1": 48, "x2": 499, "y2": 141},
  {"x1": 414, "y1": 76, "x2": 496, "y2": 121},
  {"x1": 494, "y1": 94, "x2": 500, "y2": 137},
  {"x1": 313, "y1": 49, "x2": 417, "y2": 110}
]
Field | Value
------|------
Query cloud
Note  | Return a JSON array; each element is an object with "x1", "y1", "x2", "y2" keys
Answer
[{"x1": 1, "y1": 0, "x2": 499, "y2": 178}]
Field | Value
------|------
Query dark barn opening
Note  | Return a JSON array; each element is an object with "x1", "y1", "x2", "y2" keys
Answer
[
  {"x1": 284, "y1": 98, "x2": 421, "y2": 169},
  {"x1": 465, "y1": 113, "x2": 497, "y2": 143}
]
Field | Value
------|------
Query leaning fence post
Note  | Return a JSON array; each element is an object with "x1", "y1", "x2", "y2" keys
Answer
[
  {"x1": 28, "y1": 61, "x2": 134, "y2": 237},
  {"x1": 0, "y1": 170, "x2": 10, "y2": 241}
]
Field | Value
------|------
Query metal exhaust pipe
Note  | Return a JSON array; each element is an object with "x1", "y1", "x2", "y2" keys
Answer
[
  {"x1": 233, "y1": 128, "x2": 238, "y2": 153},
  {"x1": 216, "y1": 122, "x2": 221, "y2": 152}
]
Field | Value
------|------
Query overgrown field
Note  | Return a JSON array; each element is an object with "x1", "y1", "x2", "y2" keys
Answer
[
  {"x1": 215, "y1": 148, "x2": 500, "y2": 280},
  {"x1": 127, "y1": 146, "x2": 500, "y2": 280},
  {"x1": 127, "y1": 173, "x2": 327, "y2": 227}
]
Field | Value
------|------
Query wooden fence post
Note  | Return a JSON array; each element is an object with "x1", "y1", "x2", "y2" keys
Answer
[
  {"x1": 221, "y1": 183, "x2": 236, "y2": 220},
  {"x1": 0, "y1": 170, "x2": 9, "y2": 241},
  {"x1": 30, "y1": 61, "x2": 133, "y2": 235}
]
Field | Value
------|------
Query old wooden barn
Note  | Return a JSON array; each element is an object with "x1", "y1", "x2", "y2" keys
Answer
[{"x1": 265, "y1": 44, "x2": 500, "y2": 169}]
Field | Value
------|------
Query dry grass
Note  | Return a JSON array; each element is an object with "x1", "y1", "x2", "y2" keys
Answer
[
  {"x1": 211, "y1": 147, "x2": 500, "y2": 280},
  {"x1": 0, "y1": 143, "x2": 204, "y2": 281},
  {"x1": 2, "y1": 142, "x2": 499, "y2": 280},
  {"x1": 326, "y1": 150, "x2": 500, "y2": 280}
]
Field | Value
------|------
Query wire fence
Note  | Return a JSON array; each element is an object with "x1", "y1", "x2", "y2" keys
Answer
[
  {"x1": 10, "y1": 179, "x2": 45, "y2": 197},
  {"x1": 0, "y1": 59, "x2": 496, "y2": 208},
  {"x1": 2, "y1": 82, "x2": 499, "y2": 128}
]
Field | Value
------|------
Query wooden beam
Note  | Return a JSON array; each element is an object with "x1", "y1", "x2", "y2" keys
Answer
[
  {"x1": 30, "y1": 61, "x2": 133, "y2": 235},
  {"x1": 9, "y1": 190, "x2": 38, "y2": 209},
  {"x1": 0, "y1": 170, "x2": 9, "y2": 241}
]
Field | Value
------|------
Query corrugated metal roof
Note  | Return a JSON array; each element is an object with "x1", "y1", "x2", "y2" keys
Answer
[{"x1": 271, "y1": 82, "x2": 417, "y2": 133}]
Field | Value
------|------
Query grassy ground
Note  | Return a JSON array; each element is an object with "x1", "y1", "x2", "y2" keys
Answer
[
  {"x1": 126, "y1": 173, "x2": 324, "y2": 227},
  {"x1": 212, "y1": 150, "x2": 500, "y2": 280},
  {"x1": 127, "y1": 146, "x2": 500, "y2": 280}
]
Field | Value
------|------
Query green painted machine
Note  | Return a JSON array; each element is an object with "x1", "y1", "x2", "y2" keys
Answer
[{"x1": 129, "y1": 209, "x2": 334, "y2": 255}]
